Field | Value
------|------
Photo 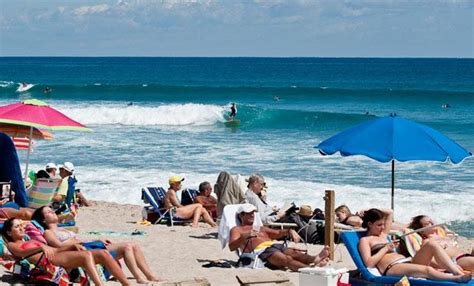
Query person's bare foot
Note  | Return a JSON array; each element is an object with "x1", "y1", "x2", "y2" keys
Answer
[
  {"x1": 314, "y1": 245, "x2": 330, "y2": 265},
  {"x1": 317, "y1": 257, "x2": 330, "y2": 267},
  {"x1": 147, "y1": 274, "x2": 164, "y2": 282},
  {"x1": 136, "y1": 277, "x2": 148, "y2": 284},
  {"x1": 455, "y1": 273, "x2": 471, "y2": 283},
  {"x1": 191, "y1": 223, "x2": 199, "y2": 228}
]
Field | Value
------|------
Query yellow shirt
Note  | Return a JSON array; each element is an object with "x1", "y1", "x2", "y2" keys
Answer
[{"x1": 57, "y1": 176, "x2": 70, "y2": 196}]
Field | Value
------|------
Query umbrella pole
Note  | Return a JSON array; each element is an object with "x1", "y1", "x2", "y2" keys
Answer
[
  {"x1": 24, "y1": 126, "x2": 33, "y2": 180},
  {"x1": 391, "y1": 160, "x2": 395, "y2": 212}
]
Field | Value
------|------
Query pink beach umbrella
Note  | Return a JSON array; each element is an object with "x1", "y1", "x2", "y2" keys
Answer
[{"x1": 0, "y1": 99, "x2": 91, "y2": 178}]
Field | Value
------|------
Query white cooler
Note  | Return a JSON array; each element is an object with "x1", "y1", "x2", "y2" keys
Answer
[{"x1": 299, "y1": 267, "x2": 349, "y2": 286}]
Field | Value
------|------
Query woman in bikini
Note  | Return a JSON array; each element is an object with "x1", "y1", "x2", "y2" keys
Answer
[
  {"x1": 409, "y1": 215, "x2": 474, "y2": 272},
  {"x1": 359, "y1": 208, "x2": 471, "y2": 282},
  {"x1": 163, "y1": 176, "x2": 216, "y2": 227},
  {"x1": 335, "y1": 205, "x2": 363, "y2": 227},
  {"x1": 30, "y1": 206, "x2": 162, "y2": 284},
  {"x1": 1, "y1": 217, "x2": 115, "y2": 286}
]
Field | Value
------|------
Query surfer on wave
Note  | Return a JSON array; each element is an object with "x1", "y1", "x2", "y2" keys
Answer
[{"x1": 229, "y1": 103, "x2": 237, "y2": 120}]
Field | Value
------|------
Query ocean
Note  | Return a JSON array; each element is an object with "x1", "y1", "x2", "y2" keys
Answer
[{"x1": 0, "y1": 57, "x2": 472, "y2": 237}]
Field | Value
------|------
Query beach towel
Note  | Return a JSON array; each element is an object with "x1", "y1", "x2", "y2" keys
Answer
[
  {"x1": 394, "y1": 228, "x2": 423, "y2": 258},
  {"x1": 214, "y1": 171, "x2": 246, "y2": 219}
]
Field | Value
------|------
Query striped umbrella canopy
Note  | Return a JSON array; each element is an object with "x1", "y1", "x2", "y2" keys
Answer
[{"x1": 0, "y1": 99, "x2": 90, "y2": 178}]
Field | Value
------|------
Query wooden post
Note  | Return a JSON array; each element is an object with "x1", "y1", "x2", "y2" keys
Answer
[{"x1": 324, "y1": 190, "x2": 335, "y2": 260}]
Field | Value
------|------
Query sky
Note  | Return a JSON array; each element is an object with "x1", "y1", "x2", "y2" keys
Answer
[{"x1": 0, "y1": 0, "x2": 472, "y2": 57}]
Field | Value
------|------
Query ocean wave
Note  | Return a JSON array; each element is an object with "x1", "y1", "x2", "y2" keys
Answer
[
  {"x1": 60, "y1": 103, "x2": 226, "y2": 126},
  {"x1": 1, "y1": 81, "x2": 473, "y2": 98}
]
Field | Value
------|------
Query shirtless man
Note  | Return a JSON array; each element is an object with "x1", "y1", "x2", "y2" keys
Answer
[
  {"x1": 196, "y1": 181, "x2": 217, "y2": 219},
  {"x1": 229, "y1": 204, "x2": 330, "y2": 271},
  {"x1": 163, "y1": 176, "x2": 217, "y2": 227}
]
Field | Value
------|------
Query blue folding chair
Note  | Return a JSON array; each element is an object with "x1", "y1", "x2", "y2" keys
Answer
[
  {"x1": 181, "y1": 188, "x2": 198, "y2": 206},
  {"x1": 340, "y1": 231, "x2": 474, "y2": 286},
  {"x1": 141, "y1": 187, "x2": 191, "y2": 226}
]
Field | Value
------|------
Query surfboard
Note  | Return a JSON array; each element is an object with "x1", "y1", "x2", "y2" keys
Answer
[
  {"x1": 225, "y1": 119, "x2": 240, "y2": 126},
  {"x1": 16, "y1": 83, "x2": 34, "y2": 93}
]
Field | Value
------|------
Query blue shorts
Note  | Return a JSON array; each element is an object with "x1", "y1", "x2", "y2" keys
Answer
[
  {"x1": 0, "y1": 202, "x2": 20, "y2": 210},
  {"x1": 82, "y1": 241, "x2": 117, "y2": 259}
]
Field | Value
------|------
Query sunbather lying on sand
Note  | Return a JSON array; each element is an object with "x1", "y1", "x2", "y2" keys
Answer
[
  {"x1": 359, "y1": 208, "x2": 471, "y2": 282},
  {"x1": 2, "y1": 217, "x2": 125, "y2": 286},
  {"x1": 409, "y1": 215, "x2": 474, "y2": 272},
  {"x1": 163, "y1": 175, "x2": 217, "y2": 227},
  {"x1": 30, "y1": 206, "x2": 162, "y2": 284},
  {"x1": 229, "y1": 204, "x2": 330, "y2": 271}
]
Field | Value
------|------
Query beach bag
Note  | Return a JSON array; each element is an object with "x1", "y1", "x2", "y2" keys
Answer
[
  {"x1": 289, "y1": 213, "x2": 323, "y2": 244},
  {"x1": 12, "y1": 253, "x2": 70, "y2": 286}
]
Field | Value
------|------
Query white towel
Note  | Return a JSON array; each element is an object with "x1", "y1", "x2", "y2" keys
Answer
[{"x1": 218, "y1": 204, "x2": 263, "y2": 249}]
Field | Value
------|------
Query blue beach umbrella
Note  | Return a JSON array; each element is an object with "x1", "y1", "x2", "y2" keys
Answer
[{"x1": 316, "y1": 114, "x2": 471, "y2": 211}]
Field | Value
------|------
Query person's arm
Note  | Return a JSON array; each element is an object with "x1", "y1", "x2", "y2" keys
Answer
[
  {"x1": 195, "y1": 196, "x2": 215, "y2": 208},
  {"x1": 346, "y1": 216, "x2": 363, "y2": 228},
  {"x1": 167, "y1": 190, "x2": 182, "y2": 208},
  {"x1": 7, "y1": 241, "x2": 56, "y2": 260},
  {"x1": 380, "y1": 208, "x2": 394, "y2": 233},
  {"x1": 43, "y1": 229, "x2": 82, "y2": 248},
  {"x1": 229, "y1": 227, "x2": 252, "y2": 252},
  {"x1": 265, "y1": 227, "x2": 300, "y2": 242},
  {"x1": 358, "y1": 237, "x2": 395, "y2": 268}
]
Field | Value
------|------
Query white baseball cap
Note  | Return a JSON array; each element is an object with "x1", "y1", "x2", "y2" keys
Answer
[
  {"x1": 45, "y1": 162, "x2": 57, "y2": 170},
  {"x1": 60, "y1": 162, "x2": 75, "y2": 174},
  {"x1": 237, "y1": 204, "x2": 257, "y2": 214}
]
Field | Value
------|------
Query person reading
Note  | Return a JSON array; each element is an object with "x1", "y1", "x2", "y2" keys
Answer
[{"x1": 358, "y1": 208, "x2": 470, "y2": 282}]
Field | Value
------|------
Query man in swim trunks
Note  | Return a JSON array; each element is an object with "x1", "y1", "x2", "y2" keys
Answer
[{"x1": 229, "y1": 204, "x2": 330, "y2": 271}]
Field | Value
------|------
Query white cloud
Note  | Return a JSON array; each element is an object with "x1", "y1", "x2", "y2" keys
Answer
[{"x1": 74, "y1": 4, "x2": 110, "y2": 16}]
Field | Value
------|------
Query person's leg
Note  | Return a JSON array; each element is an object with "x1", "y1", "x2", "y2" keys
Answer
[
  {"x1": 265, "y1": 251, "x2": 308, "y2": 272},
  {"x1": 130, "y1": 243, "x2": 161, "y2": 281},
  {"x1": 51, "y1": 251, "x2": 104, "y2": 286},
  {"x1": 199, "y1": 207, "x2": 217, "y2": 227},
  {"x1": 412, "y1": 239, "x2": 464, "y2": 275},
  {"x1": 285, "y1": 245, "x2": 330, "y2": 266},
  {"x1": 387, "y1": 263, "x2": 471, "y2": 282},
  {"x1": 457, "y1": 256, "x2": 474, "y2": 272},
  {"x1": 107, "y1": 243, "x2": 147, "y2": 283},
  {"x1": 175, "y1": 204, "x2": 202, "y2": 227},
  {"x1": 90, "y1": 250, "x2": 130, "y2": 286}
]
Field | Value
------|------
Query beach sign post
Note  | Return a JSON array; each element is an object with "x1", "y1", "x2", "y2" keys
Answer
[
  {"x1": 0, "y1": 99, "x2": 91, "y2": 179},
  {"x1": 316, "y1": 114, "x2": 471, "y2": 214}
]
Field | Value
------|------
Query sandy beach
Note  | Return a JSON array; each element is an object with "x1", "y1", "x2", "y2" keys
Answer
[
  {"x1": 0, "y1": 201, "x2": 355, "y2": 285},
  {"x1": 76, "y1": 202, "x2": 356, "y2": 285}
]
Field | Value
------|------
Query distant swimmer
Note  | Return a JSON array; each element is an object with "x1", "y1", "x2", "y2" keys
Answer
[
  {"x1": 127, "y1": 102, "x2": 133, "y2": 106},
  {"x1": 441, "y1": 103, "x2": 451, "y2": 108},
  {"x1": 43, "y1": 86, "x2": 52, "y2": 94},
  {"x1": 229, "y1": 103, "x2": 237, "y2": 119},
  {"x1": 273, "y1": 96, "x2": 280, "y2": 101}
]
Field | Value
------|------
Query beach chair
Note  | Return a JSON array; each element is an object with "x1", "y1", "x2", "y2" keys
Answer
[
  {"x1": 340, "y1": 231, "x2": 474, "y2": 286},
  {"x1": 141, "y1": 187, "x2": 192, "y2": 226},
  {"x1": 181, "y1": 188, "x2": 198, "y2": 206},
  {"x1": 218, "y1": 204, "x2": 265, "y2": 268},
  {"x1": 27, "y1": 178, "x2": 62, "y2": 209}
]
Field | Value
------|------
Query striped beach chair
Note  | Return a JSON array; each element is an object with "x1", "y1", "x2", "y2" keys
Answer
[{"x1": 27, "y1": 178, "x2": 62, "y2": 209}]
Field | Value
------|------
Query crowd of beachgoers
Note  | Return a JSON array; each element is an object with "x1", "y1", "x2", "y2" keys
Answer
[{"x1": 0, "y1": 163, "x2": 472, "y2": 285}]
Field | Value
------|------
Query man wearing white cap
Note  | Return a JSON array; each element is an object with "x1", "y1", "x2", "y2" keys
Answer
[
  {"x1": 229, "y1": 204, "x2": 330, "y2": 271},
  {"x1": 53, "y1": 162, "x2": 90, "y2": 207},
  {"x1": 162, "y1": 175, "x2": 217, "y2": 227},
  {"x1": 45, "y1": 162, "x2": 60, "y2": 179}
]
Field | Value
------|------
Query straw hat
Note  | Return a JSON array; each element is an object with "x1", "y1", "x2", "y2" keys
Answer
[{"x1": 297, "y1": 205, "x2": 313, "y2": 217}]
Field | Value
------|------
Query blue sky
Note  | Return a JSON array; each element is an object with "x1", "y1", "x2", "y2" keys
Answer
[{"x1": 0, "y1": 0, "x2": 472, "y2": 57}]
